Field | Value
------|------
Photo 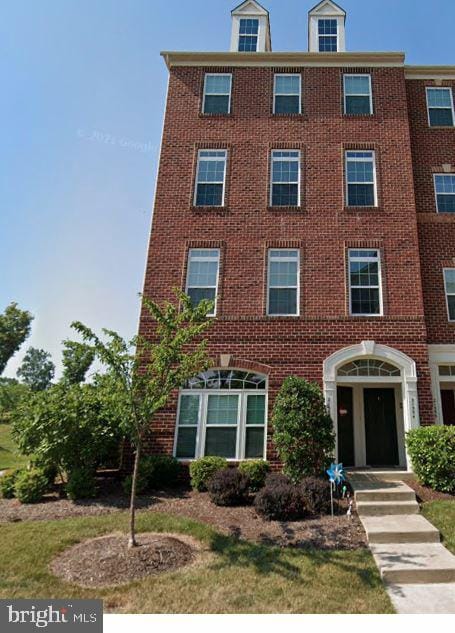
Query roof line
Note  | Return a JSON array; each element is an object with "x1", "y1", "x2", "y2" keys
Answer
[{"x1": 231, "y1": 0, "x2": 269, "y2": 15}]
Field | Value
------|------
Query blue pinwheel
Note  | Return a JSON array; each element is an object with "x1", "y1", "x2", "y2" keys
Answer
[{"x1": 326, "y1": 462, "x2": 346, "y2": 485}]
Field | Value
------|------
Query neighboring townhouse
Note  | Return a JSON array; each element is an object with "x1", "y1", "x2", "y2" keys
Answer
[{"x1": 139, "y1": 1, "x2": 455, "y2": 470}]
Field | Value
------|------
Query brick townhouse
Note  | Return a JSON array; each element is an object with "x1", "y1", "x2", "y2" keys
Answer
[{"x1": 139, "y1": 0, "x2": 455, "y2": 471}]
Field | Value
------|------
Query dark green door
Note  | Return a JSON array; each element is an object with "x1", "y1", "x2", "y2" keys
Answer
[
  {"x1": 337, "y1": 386, "x2": 355, "y2": 466},
  {"x1": 364, "y1": 388, "x2": 399, "y2": 466}
]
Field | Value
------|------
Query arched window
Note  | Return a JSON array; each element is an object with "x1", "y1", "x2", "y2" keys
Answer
[
  {"x1": 337, "y1": 359, "x2": 401, "y2": 377},
  {"x1": 175, "y1": 370, "x2": 267, "y2": 461}
]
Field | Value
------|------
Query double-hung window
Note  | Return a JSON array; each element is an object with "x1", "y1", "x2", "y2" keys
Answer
[
  {"x1": 344, "y1": 75, "x2": 373, "y2": 115},
  {"x1": 348, "y1": 249, "x2": 382, "y2": 316},
  {"x1": 426, "y1": 88, "x2": 455, "y2": 127},
  {"x1": 238, "y1": 18, "x2": 259, "y2": 52},
  {"x1": 267, "y1": 249, "x2": 299, "y2": 316},
  {"x1": 174, "y1": 370, "x2": 267, "y2": 460},
  {"x1": 443, "y1": 269, "x2": 455, "y2": 322},
  {"x1": 274, "y1": 74, "x2": 301, "y2": 114},
  {"x1": 270, "y1": 150, "x2": 300, "y2": 207},
  {"x1": 318, "y1": 19, "x2": 337, "y2": 51},
  {"x1": 345, "y1": 150, "x2": 377, "y2": 207},
  {"x1": 185, "y1": 249, "x2": 220, "y2": 315},
  {"x1": 194, "y1": 150, "x2": 226, "y2": 206},
  {"x1": 434, "y1": 174, "x2": 455, "y2": 213},
  {"x1": 203, "y1": 74, "x2": 232, "y2": 115}
]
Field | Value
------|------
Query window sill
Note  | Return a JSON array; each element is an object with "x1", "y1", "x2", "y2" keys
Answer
[
  {"x1": 267, "y1": 206, "x2": 303, "y2": 212},
  {"x1": 199, "y1": 113, "x2": 232, "y2": 119},
  {"x1": 343, "y1": 206, "x2": 381, "y2": 212},
  {"x1": 342, "y1": 113, "x2": 375, "y2": 119},
  {"x1": 270, "y1": 113, "x2": 308, "y2": 120},
  {"x1": 190, "y1": 206, "x2": 230, "y2": 214},
  {"x1": 428, "y1": 125, "x2": 455, "y2": 130}
]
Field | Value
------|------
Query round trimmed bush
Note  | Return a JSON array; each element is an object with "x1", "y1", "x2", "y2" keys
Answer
[
  {"x1": 299, "y1": 476, "x2": 332, "y2": 515},
  {"x1": 406, "y1": 426, "x2": 455, "y2": 493},
  {"x1": 14, "y1": 468, "x2": 48, "y2": 504},
  {"x1": 238, "y1": 460, "x2": 269, "y2": 491},
  {"x1": 189, "y1": 456, "x2": 228, "y2": 491},
  {"x1": 264, "y1": 472, "x2": 290, "y2": 488},
  {"x1": 0, "y1": 469, "x2": 22, "y2": 499},
  {"x1": 207, "y1": 468, "x2": 250, "y2": 506},
  {"x1": 254, "y1": 483, "x2": 305, "y2": 521},
  {"x1": 66, "y1": 468, "x2": 97, "y2": 500},
  {"x1": 122, "y1": 454, "x2": 181, "y2": 495}
]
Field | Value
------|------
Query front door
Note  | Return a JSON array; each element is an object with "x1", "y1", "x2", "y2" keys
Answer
[
  {"x1": 337, "y1": 386, "x2": 355, "y2": 466},
  {"x1": 441, "y1": 389, "x2": 455, "y2": 425},
  {"x1": 364, "y1": 388, "x2": 399, "y2": 466}
]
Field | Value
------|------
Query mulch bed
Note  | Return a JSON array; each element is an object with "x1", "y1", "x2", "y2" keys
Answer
[
  {"x1": 407, "y1": 478, "x2": 455, "y2": 504},
  {"x1": 0, "y1": 480, "x2": 366, "y2": 550},
  {"x1": 50, "y1": 533, "x2": 197, "y2": 588}
]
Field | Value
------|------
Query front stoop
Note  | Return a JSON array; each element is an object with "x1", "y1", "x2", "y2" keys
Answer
[{"x1": 351, "y1": 474, "x2": 455, "y2": 614}]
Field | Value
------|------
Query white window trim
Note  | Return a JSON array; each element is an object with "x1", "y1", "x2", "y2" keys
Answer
[
  {"x1": 238, "y1": 18, "x2": 260, "y2": 53},
  {"x1": 343, "y1": 74, "x2": 373, "y2": 115},
  {"x1": 345, "y1": 150, "x2": 378, "y2": 207},
  {"x1": 318, "y1": 19, "x2": 338, "y2": 52},
  {"x1": 173, "y1": 389, "x2": 268, "y2": 461},
  {"x1": 202, "y1": 73, "x2": 232, "y2": 115},
  {"x1": 193, "y1": 149, "x2": 227, "y2": 207},
  {"x1": 185, "y1": 248, "x2": 220, "y2": 317},
  {"x1": 273, "y1": 74, "x2": 302, "y2": 114},
  {"x1": 443, "y1": 268, "x2": 455, "y2": 323},
  {"x1": 426, "y1": 87, "x2": 455, "y2": 128},
  {"x1": 267, "y1": 249, "x2": 300, "y2": 317},
  {"x1": 270, "y1": 150, "x2": 301, "y2": 207},
  {"x1": 433, "y1": 173, "x2": 455, "y2": 213},
  {"x1": 348, "y1": 248, "x2": 383, "y2": 317}
]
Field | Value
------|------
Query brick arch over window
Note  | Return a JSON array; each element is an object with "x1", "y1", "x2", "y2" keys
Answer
[{"x1": 215, "y1": 355, "x2": 272, "y2": 376}]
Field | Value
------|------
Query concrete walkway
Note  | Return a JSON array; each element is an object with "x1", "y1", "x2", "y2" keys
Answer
[{"x1": 350, "y1": 473, "x2": 455, "y2": 614}]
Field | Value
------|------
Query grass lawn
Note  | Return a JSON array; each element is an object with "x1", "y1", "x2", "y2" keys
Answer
[
  {"x1": 422, "y1": 500, "x2": 455, "y2": 555},
  {"x1": 0, "y1": 423, "x2": 29, "y2": 471},
  {"x1": 0, "y1": 511, "x2": 394, "y2": 614}
]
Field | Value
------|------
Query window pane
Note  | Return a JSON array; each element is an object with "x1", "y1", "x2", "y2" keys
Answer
[
  {"x1": 238, "y1": 36, "x2": 257, "y2": 52},
  {"x1": 435, "y1": 175, "x2": 455, "y2": 193},
  {"x1": 187, "y1": 287, "x2": 216, "y2": 308},
  {"x1": 437, "y1": 194, "x2": 455, "y2": 212},
  {"x1": 347, "y1": 184, "x2": 375, "y2": 206},
  {"x1": 345, "y1": 95, "x2": 371, "y2": 115},
  {"x1": 205, "y1": 75, "x2": 231, "y2": 94},
  {"x1": 204, "y1": 95, "x2": 229, "y2": 114},
  {"x1": 178, "y1": 395, "x2": 199, "y2": 425},
  {"x1": 197, "y1": 159, "x2": 225, "y2": 183},
  {"x1": 275, "y1": 95, "x2": 300, "y2": 114},
  {"x1": 246, "y1": 395, "x2": 266, "y2": 425},
  {"x1": 196, "y1": 183, "x2": 223, "y2": 206},
  {"x1": 429, "y1": 109, "x2": 454, "y2": 127},
  {"x1": 345, "y1": 76, "x2": 370, "y2": 95},
  {"x1": 269, "y1": 288, "x2": 297, "y2": 315},
  {"x1": 245, "y1": 428, "x2": 265, "y2": 458},
  {"x1": 188, "y1": 260, "x2": 218, "y2": 287},
  {"x1": 350, "y1": 261, "x2": 379, "y2": 286},
  {"x1": 176, "y1": 427, "x2": 197, "y2": 458},
  {"x1": 427, "y1": 88, "x2": 452, "y2": 108},
  {"x1": 445, "y1": 270, "x2": 455, "y2": 294},
  {"x1": 205, "y1": 428, "x2": 237, "y2": 458},
  {"x1": 272, "y1": 184, "x2": 298, "y2": 206},
  {"x1": 351, "y1": 288, "x2": 380, "y2": 315},
  {"x1": 448, "y1": 296, "x2": 455, "y2": 320},
  {"x1": 269, "y1": 260, "x2": 298, "y2": 286},
  {"x1": 239, "y1": 19, "x2": 259, "y2": 34},
  {"x1": 347, "y1": 160, "x2": 374, "y2": 182},
  {"x1": 207, "y1": 395, "x2": 238, "y2": 425},
  {"x1": 319, "y1": 36, "x2": 337, "y2": 52},
  {"x1": 318, "y1": 19, "x2": 337, "y2": 34},
  {"x1": 275, "y1": 75, "x2": 300, "y2": 95}
]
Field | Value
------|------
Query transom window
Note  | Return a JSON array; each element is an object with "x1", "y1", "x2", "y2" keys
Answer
[
  {"x1": 426, "y1": 88, "x2": 455, "y2": 127},
  {"x1": 270, "y1": 150, "x2": 300, "y2": 207},
  {"x1": 194, "y1": 150, "x2": 226, "y2": 207},
  {"x1": 345, "y1": 150, "x2": 377, "y2": 207},
  {"x1": 338, "y1": 359, "x2": 400, "y2": 377},
  {"x1": 434, "y1": 175, "x2": 455, "y2": 213},
  {"x1": 348, "y1": 249, "x2": 382, "y2": 316},
  {"x1": 274, "y1": 74, "x2": 301, "y2": 114},
  {"x1": 175, "y1": 370, "x2": 267, "y2": 460},
  {"x1": 443, "y1": 269, "x2": 455, "y2": 322},
  {"x1": 203, "y1": 74, "x2": 232, "y2": 115},
  {"x1": 318, "y1": 19, "x2": 337, "y2": 52},
  {"x1": 439, "y1": 365, "x2": 455, "y2": 377},
  {"x1": 267, "y1": 249, "x2": 299, "y2": 316},
  {"x1": 238, "y1": 18, "x2": 259, "y2": 52},
  {"x1": 185, "y1": 249, "x2": 220, "y2": 315},
  {"x1": 344, "y1": 75, "x2": 373, "y2": 115}
]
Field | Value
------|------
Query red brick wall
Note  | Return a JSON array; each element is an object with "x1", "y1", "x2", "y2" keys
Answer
[
  {"x1": 139, "y1": 65, "x2": 435, "y2": 464},
  {"x1": 406, "y1": 78, "x2": 455, "y2": 344}
]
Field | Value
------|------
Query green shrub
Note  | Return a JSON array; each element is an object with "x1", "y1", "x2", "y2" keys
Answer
[
  {"x1": 0, "y1": 469, "x2": 22, "y2": 499},
  {"x1": 299, "y1": 476, "x2": 332, "y2": 515},
  {"x1": 254, "y1": 482, "x2": 305, "y2": 521},
  {"x1": 14, "y1": 468, "x2": 48, "y2": 503},
  {"x1": 65, "y1": 468, "x2": 97, "y2": 500},
  {"x1": 406, "y1": 426, "x2": 455, "y2": 493},
  {"x1": 238, "y1": 460, "x2": 269, "y2": 491},
  {"x1": 189, "y1": 456, "x2": 228, "y2": 491},
  {"x1": 272, "y1": 376, "x2": 335, "y2": 483},
  {"x1": 122, "y1": 455, "x2": 181, "y2": 495},
  {"x1": 207, "y1": 468, "x2": 250, "y2": 506}
]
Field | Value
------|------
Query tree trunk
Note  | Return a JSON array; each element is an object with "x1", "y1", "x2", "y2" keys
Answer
[{"x1": 128, "y1": 440, "x2": 141, "y2": 548}]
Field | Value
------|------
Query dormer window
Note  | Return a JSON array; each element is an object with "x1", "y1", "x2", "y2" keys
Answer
[
  {"x1": 318, "y1": 19, "x2": 337, "y2": 51},
  {"x1": 238, "y1": 18, "x2": 259, "y2": 51}
]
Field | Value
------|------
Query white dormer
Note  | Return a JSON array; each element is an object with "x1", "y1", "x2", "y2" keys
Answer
[
  {"x1": 230, "y1": 1, "x2": 271, "y2": 52},
  {"x1": 308, "y1": 0, "x2": 346, "y2": 53}
]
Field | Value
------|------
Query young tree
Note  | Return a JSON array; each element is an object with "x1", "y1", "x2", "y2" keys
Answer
[
  {"x1": 0, "y1": 303, "x2": 33, "y2": 374},
  {"x1": 0, "y1": 378, "x2": 30, "y2": 423},
  {"x1": 61, "y1": 340, "x2": 95, "y2": 385},
  {"x1": 17, "y1": 347, "x2": 55, "y2": 391},
  {"x1": 72, "y1": 291, "x2": 213, "y2": 547},
  {"x1": 272, "y1": 376, "x2": 335, "y2": 482}
]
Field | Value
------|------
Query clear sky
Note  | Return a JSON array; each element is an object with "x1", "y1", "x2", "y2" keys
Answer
[{"x1": 1, "y1": 0, "x2": 454, "y2": 378}]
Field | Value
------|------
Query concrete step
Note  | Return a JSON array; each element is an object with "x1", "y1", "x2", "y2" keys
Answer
[
  {"x1": 361, "y1": 514, "x2": 440, "y2": 544},
  {"x1": 387, "y1": 583, "x2": 455, "y2": 614},
  {"x1": 357, "y1": 500, "x2": 419, "y2": 516},
  {"x1": 371, "y1": 543, "x2": 455, "y2": 584},
  {"x1": 355, "y1": 489, "x2": 416, "y2": 502}
]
